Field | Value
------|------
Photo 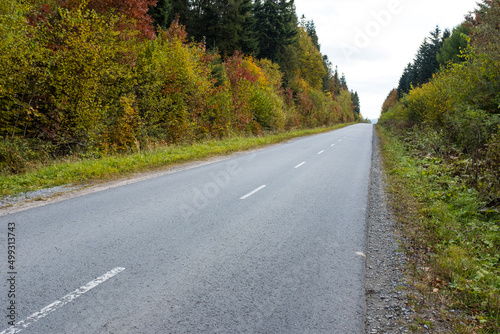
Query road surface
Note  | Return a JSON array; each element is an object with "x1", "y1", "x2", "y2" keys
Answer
[{"x1": 1, "y1": 123, "x2": 373, "y2": 333}]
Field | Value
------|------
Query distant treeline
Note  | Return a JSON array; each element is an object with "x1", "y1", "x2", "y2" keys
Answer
[{"x1": 0, "y1": 0, "x2": 361, "y2": 174}]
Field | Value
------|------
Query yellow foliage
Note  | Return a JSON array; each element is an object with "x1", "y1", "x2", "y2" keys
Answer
[{"x1": 295, "y1": 27, "x2": 326, "y2": 91}]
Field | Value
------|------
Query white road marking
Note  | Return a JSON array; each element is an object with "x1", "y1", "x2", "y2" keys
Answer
[
  {"x1": 318, "y1": 150, "x2": 324, "y2": 155},
  {"x1": 294, "y1": 162, "x2": 306, "y2": 169},
  {"x1": 1, "y1": 267, "x2": 126, "y2": 334},
  {"x1": 338, "y1": 139, "x2": 342, "y2": 142},
  {"x1": 331, "y1": 144, "x2": 335, "y2": 147},
  {"x1": 240, "y1": 185, "x2": 267, "y2": 200}
]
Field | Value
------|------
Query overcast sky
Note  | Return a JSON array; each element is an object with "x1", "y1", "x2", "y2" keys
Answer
[{"x1": 294, "y1": 0, "x2": 479, "y2": 120}]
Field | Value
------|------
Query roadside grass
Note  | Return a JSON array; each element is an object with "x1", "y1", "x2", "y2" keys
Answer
[
  {"x1": 0, "y1": 124, "x2": 353, "y2": 198},
  {"x1": 376, "y1": 125, "x2": 500, "y2": 333}
]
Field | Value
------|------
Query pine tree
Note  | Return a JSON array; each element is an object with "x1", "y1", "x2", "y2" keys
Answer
[
  {"x1": 303, "y1": 17, "x2": 320, "y2": 51},
  {"x1": 254, "y1": 0, "x2": 297, "y2": 63},
  {"x1": 321, "y1": 56, "x2": 340, "y2": 96},
  {"x1": 340, "y1": 73, "x2": 348, "y2": 91},
  {"x1": 238, "y1": 0, "x2": 259, "y2": 55},
  {"x1": 171, "y1": 0, "x2": 190, "y2": 26},
  {"x1": 149, "y1": 0, "x2": 173, "y2": 30},
  {"x1": 413, "y1": 27, "x2": 441, "y2": 85},
  {"x1": 350, "y1": 90, "x2": 360, "y2": 118},
  {"x1": 187, "y1": 0, "x2": 258, "y2": 56},
  {"x1": 189, "y1": 0, "x2": 219, "y2": 50},
  {"x1": 437, "y1": 24, "x2": 471, "y2": 65},
  {"x1": 397, "y1": 63, "x2": 415, "y2": 97},
  {"x1": 397, "y1": 26, "x2": 447, "y2": 96}
]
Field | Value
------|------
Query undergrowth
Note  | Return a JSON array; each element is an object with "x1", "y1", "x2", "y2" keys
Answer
[{"x1": 377, "y1": 125, "x2": 500, "y2": 333}]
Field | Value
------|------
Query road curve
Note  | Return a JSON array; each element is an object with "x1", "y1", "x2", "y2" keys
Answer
[{"x1": 1, "y1": 124, "x2": 373, "y2": 333}]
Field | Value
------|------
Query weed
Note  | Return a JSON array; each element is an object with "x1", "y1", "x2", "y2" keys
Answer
[{"x1": 377, "y1": 125, "x2": 500, "y2": 332}]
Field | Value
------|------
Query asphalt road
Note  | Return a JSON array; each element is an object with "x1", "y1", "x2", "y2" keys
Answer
[{"x1": 1, "y1": 123, "x2": 373, "y2": 334}]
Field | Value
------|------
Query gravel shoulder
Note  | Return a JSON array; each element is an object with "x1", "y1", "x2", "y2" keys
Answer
[{"x1": 365, "y1": 129, "x2": 412, "y2": 334}]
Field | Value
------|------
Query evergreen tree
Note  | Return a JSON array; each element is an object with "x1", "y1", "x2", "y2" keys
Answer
[
  {"x1": 302, "y1": 17, "x2": 320, "y2": 51},
  {"x1": 333, "y1": 66, "x2": 341, "y2": 95},
  {"x1": 350, "y1": 90, "x2": 360, "y2": 118},
  {"x1": 187, "y1": 0, "x2": 258, "y2": 56},
  {"x1": 189, "y1": 0, "x2": 219, "y2": 50},
  {"x1": 217, "y1": 0, "x2": 244, "y2": 55},
  {"x1": 239, "y1": 0, "x2": 259, "y2": 55},
  {"x1": 397, "y1": 63, "x2": 415, "y2": 97},
  {"x1": 172, "y1": 0, "x2": 190, "y2": 26},
  {"x1": 397, "y1": 26, "x2": 448, "y2": 96},
  {"x1": 254, "y1": 0, "x2": 297, "y2": 63},
  {"x1": 413, "y1": 26, "x2": 444, "y2": 85},
  {"x1": 340, "y1": 73, "x2": 348, "y2": 91},
  {"x1": 149, "y1": 0, "x2": 172, "y2": 30},
  {"x1": 437, "y1": 24, "x2": 471, "y2": 65},
  {"x1": 321, "y1": 56, "x2": 340, "y2": 96},
  {"x1": 149, "y1": 0, "x2": 189, "y2": 30}
]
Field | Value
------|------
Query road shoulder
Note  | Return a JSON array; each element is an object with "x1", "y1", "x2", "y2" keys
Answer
[{"x1": 365, "y1": 129, "x2": 411, "y2": 333}]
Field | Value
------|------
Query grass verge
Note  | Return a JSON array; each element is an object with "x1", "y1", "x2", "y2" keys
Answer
[
  {"x1": 376, "y1": 125, "x2": 500, "y2": 333},
  {"x1": 0, "y1": 124, "x2": 353, "y2": 198}
]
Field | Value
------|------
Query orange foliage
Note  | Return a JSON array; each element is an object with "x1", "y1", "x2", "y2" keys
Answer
[{"x1": 381, "y1": 89, "x2": 399, "y2": 114}]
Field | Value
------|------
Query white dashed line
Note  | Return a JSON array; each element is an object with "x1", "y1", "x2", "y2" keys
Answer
[
  {"x1": 240, "y1": 185, "x2": 267, "y2": 200},
  {"x1": 1, "y1": 267, "x2": 126, "y2": 334},
  {"x1": 294, "y1": 162, "x2": 306, "y2": 169},
  {"x1": 331, "y1": 144, "x2": 335, "y2": 147},
  {"x1": 318, "y1": 150, "x2": 324, "y2": 155}
]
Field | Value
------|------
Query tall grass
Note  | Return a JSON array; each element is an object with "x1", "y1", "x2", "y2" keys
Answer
[
  {"x1": 0, "y1": 124, "x2": 352, "y2": 198},
  {"x1": 377, "y1": 125, "x2": 500, "y2": 333}
]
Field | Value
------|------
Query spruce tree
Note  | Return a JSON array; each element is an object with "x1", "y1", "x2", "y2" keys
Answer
[
  {"x1": 239, "y1": 0, "x2": 259, "y2": 55},
  {"x1": 255, "y1": 0, "x2": 297, "y2": 63},
  {"x1": 149, "y1": 0, "x2": 173, "y2": 30},
  {"x1": 437, "y1": 24, "x2": 471, "y2": 65}
]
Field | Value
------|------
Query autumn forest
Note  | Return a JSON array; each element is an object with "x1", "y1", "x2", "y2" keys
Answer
[{"x1": 0, "y1": 0, "x2": 362, "y2": 173}]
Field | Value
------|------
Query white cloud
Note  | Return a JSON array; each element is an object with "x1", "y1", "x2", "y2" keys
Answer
[{"x1": 295, "y1": 0, "x2": 479, "y2": 119}]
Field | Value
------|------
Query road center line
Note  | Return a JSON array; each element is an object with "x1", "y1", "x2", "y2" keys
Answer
[
  {"x1": 331, "y1": 144, "x2": 335, "y2": 147},
  {"x1": 294, "y1": 162, "x2": 306, "y2": 169},
  {"x1": 1, "y1": 267, "x2": 126, "y2": 334},
  {"x1": 317, "y1": 150, "x2": 324, "y2": 155},
  {"x1": 240, "y1": 185, "x2": 266, "y2": 200}
]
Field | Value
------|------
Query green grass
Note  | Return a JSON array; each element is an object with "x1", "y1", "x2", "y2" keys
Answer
[
  {"x1": 0, "y1": 124, "x2": 353, "y2": 198},
  {"x1": 376, "y1": 125, "x2": 500, "y2": 333}
]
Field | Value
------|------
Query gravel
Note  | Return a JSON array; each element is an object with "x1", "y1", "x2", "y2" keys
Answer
[
  {"x1": 365, "y1": 130, "x2": 412, "y2": 333},
  {"x1": 0, "y1": 185, "x2": 83, "y2": 207}
]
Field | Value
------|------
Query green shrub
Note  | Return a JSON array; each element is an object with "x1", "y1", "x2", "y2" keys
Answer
[{"x1": 0, "y1": 137, "x2": 55, "y2": 174}]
